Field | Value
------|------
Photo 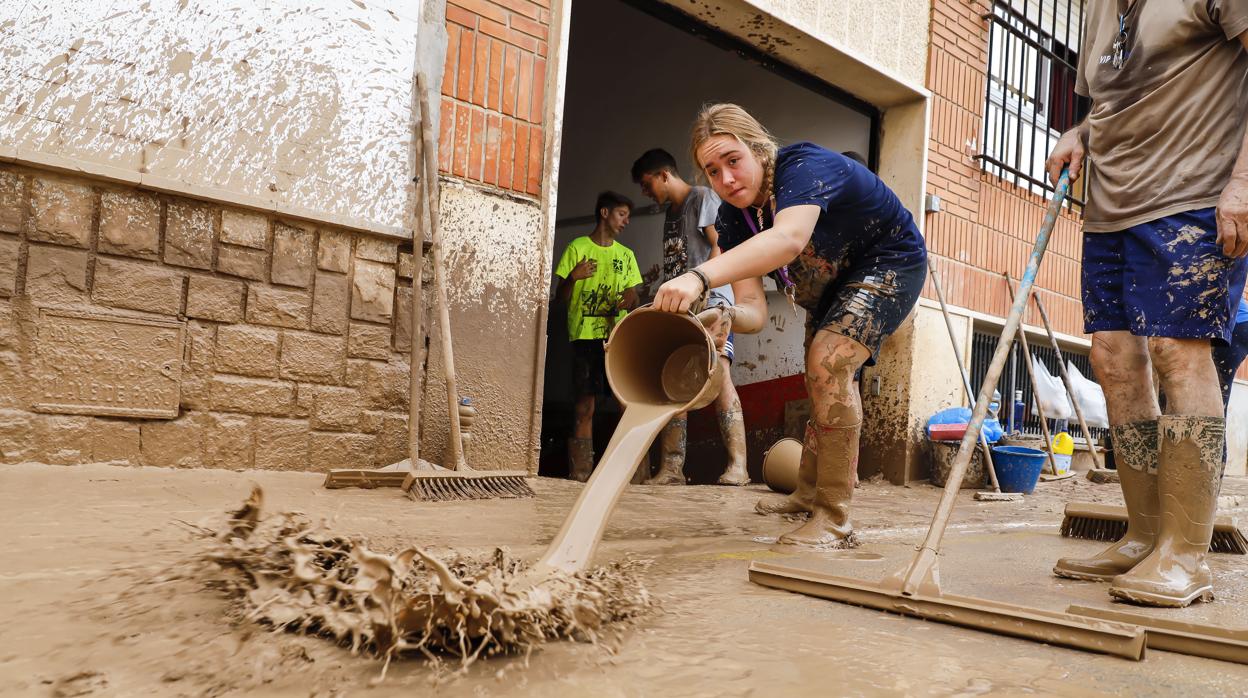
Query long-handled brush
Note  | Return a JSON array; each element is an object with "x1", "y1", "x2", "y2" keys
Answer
[
  {"x1": 1002, "y1": 272, "x2": 1059, "y2": 476},
  {"x1": 927, "y1": 260, "x2": 1020, "y2": 502},
  {"x1": 401, "y1": 72, "x2": 533, "y2": 501},
  {"x1": 1060, "y1": 502, "x2": 1248, "y2": 554},
  {"x1": 1029, "y1": 289, "x2": 1103, "y2": 469},
  {"x1": 750, "y1": 172, "x2": 1147, "y2": 659}
]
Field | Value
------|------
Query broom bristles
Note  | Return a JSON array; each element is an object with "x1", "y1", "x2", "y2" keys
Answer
[
  {"x1": 407, "y1": 473, "x2": 535, "y2": 502},
  {"x1": 1060, "y1": 502, "x2": 1247, "y2": 555}
]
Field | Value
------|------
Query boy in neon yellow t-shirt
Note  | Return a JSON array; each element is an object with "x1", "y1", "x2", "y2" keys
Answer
[{"x1": 554, "y1": 191, "x2": 643, "y2": 481}]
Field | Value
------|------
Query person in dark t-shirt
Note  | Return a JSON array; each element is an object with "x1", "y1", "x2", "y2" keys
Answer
[
  {"x1": 653, "y1": 103, "x2": 927, "y2": 549},
  {"x1": 631, "y1": 148, "x2": 749, "y2": 486}
]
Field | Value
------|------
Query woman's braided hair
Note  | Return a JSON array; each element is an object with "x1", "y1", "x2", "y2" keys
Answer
[{"x1": 689, "y1": 103, "x2": 779, "y2": 203}]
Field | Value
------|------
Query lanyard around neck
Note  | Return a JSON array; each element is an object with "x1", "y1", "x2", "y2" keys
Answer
[{"x1": 741, "y1": 197, "x2": 799, "y2": 313}]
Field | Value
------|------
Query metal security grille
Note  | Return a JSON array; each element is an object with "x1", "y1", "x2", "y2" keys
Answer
[
  {"x1": 979, "y1": 0, "x2": 1090, "y2": 206},
  {"x1": 968, "y1": 327, "x2": 1107, "y2": 441}
]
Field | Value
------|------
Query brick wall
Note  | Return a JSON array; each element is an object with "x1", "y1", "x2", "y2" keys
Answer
[
  {"x1": 0, "y1": 162, "x2": 424, "y2": 470},
  {"x1": 440, "y1": 0, "x2": 552, "y2": 196},
  {"x1": 922, "y1": 0, "x2": 1086, "y2": 338}
]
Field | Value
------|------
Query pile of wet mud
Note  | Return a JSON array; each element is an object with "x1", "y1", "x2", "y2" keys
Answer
[{"x1": 184, "y1": 487, "x2": 653, "y2": 674}]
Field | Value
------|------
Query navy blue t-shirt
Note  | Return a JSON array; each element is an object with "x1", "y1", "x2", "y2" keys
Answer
[{"x1": 716, "y1": 142, "x2": 926, "y2": 312}]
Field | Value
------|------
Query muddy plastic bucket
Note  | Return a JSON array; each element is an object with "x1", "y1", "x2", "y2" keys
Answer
[
  {"x1": 762, "y1": 437, "x2": 802, "y2": 494},
  {"x1": 605, "y1": 306, "x2": 721, "y2": 411},
  {"x1": 990, "y1": 446, "x2": 1046, "y2": 494},
  {"x1": 928, "y1": 440, "x2": 986, "y2": 489}
]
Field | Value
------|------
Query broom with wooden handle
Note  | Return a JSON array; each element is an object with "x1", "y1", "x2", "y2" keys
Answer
[
  {"x1": 402, "y1": 71, "x2": 534, "y2": 501},
  {"x1": 927, "y1": 259, "x2": 1019, "y2": 502}
]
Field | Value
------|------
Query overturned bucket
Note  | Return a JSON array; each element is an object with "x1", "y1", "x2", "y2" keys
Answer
[{"x1": 762, "y1": 437, "x2": 802, "y2": 494}]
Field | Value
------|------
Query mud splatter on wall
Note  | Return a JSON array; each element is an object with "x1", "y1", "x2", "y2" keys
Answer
[
  {"x1": 419, "y1": 180, "x2": 547, "y2": 472},
  {"x1": 0, "y1": 0, "x2": 420, "y2": 233},
  {"x1": 676, "y1": 0, "x2": 930, "y2": 88}
]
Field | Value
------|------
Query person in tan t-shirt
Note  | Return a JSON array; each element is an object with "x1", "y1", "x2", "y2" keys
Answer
[{"x1": 1044, "y1": 0, "x2": 1248, "y2": 608}]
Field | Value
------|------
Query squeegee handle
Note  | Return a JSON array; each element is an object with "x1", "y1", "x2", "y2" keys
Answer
[{"x1": 900, "y1": 171, "x2": 1070, "y2": 597}]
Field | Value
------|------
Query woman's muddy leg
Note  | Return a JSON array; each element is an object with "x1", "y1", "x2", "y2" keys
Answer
[{"x1": 776, "y1": 330, "x2": 870, "y2": 547}]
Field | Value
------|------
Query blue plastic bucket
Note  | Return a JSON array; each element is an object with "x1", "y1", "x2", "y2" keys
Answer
[{"x1": 990, "y1": 446, "x2": 1046, "y2": 494}]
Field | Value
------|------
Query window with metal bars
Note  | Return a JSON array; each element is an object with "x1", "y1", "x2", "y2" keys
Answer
[
  {"x1": 979, "y1": 0, "x2": 1091, "y2": 206},
  {"x1": 968, "y1": 327, "x2": 1108, "y2": 442}
]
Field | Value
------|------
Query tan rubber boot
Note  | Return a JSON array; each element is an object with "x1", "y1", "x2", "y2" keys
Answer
[
  {"x1": 755, "y1": 421, "x2": 816, "y2": 515},
  {"x1": 645, "y1": 417, "x2": 687, "y2": 485},
  {"x1": 776, "y1": 421, "x2": 859, "y2": 548},
  {"x1": 567, "y1": 437, "x2": 594, "y2": 483},
  {"x1": 1054, "y1": 420, "x2": 1159, "y2": 581},
  {"x1": 1109, "y1": 415, "x2": 1223, "y2": 607},
  {"x1": 716, "y1": 407, "x2": 750, "y2": 486}
]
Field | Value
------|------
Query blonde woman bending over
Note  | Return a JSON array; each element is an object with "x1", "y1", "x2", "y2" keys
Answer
[{"x1": 653, "y1": 104, "x2": 927, "y2": 548}]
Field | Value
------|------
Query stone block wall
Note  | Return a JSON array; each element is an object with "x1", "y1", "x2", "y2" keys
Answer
[{"x1": 0, "y1": 162, "x2": 422, "y2": 471}]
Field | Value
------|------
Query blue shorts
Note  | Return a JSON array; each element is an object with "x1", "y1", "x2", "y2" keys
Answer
[
  {"x1": 1082, "y1": 208, "x2": 1248, "y2": 345},
  {"x1": 722, "y1": 332, "x2": 735, "y2": 363},
  {"x1": 804, "y1": 253, "x2": 928, "y2": 366}
]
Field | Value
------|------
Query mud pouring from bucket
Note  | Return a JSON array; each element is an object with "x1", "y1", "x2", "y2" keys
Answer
[{"x1": 532, "y1": 306, "x2": 721, "y2": 575}]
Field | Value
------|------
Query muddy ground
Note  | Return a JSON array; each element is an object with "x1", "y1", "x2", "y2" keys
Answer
[{"x1": 2, "y1": 462, "x2": 1247, "y2": 697}]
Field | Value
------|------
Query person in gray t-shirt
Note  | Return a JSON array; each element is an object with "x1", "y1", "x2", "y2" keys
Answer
[{"x1": 631, "y1": 148, "x2": 748, "y2": 486}]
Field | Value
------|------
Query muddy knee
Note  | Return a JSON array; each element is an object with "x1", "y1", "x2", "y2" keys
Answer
[
  {"x1": 1147, "y1": 337, "x2": 1212, "y2": 382},
  {"x1": 573, "y1": 396, "x2": 595, "y2": 435},
  {"x1": 806, "y1": 334, "x2": 865, "y2": 388},
  {"x1": 806, "y1": 333, "x2": 868, "y2": 425},
  {"x1": 1091, "y1": 333, "x2": 1150, "y2": 386}
]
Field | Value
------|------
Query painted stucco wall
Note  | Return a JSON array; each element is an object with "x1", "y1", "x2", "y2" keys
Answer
[
  {"x1": 1227, "y1": 383, "x2": 1248, "y2": 478},
  {"x1": 861, "y1": 303, "x2": 968, "y2": 483},
  {"x1": 742, "y1": 0, "x2": 931, "y2": 88},
  {"x1": 419, "y1": 180, "x2": 547, "y2": 471},
  {"x1": 0, "y1": 0, "x2": 422, "y2": 235}
]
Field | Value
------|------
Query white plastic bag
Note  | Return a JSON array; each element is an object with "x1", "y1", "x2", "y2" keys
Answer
[
  {"x1": 1030, "y1": 356, "x2": 1073, "y2": 420},
  {"x1": 1066, "y1": 361, "x2": 1110, "y2": 428}
]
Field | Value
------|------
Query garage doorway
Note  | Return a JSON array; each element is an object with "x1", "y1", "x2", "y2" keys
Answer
[{"x1": 538, "y1": 0, "x2": 880, "y2": 479}]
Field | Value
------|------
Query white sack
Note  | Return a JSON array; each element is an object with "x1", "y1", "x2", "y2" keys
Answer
[
  {"x1": 1066, "y1": 361, "x2": 1110, "y2": 428},
  {"x1": 1030, "y1": 356, "x2": 1073, "y2": 421}
]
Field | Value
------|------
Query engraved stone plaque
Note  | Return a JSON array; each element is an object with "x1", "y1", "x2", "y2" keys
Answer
[{"x1": 32, "y1": 308, "x2": 184, "y2": 418}]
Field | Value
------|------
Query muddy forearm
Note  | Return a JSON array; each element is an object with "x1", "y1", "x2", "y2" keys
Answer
[
  {"x1": 1070, "y1": 117, "x2": 1088, "y2": 144},
  {"x1": 727, "y1": 278, "x2": 769, "y2": 334},
  {"x1": 697, "y1": 208, "x2": 817, "y2": 289}
]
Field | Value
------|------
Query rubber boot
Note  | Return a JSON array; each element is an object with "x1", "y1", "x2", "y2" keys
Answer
[
  {"x1": 645, "y1": 417, "x2": 687, "y2": 485},
  {"x1": 1054, "y1": 420, "x2": 1159, "y2": 581},
  {"x1": 755, "y1": 421, "x2": 816, "y2": 515},
  {"x1": 716, "y1": 407, "x2": 750, "y2": 486},
  {"x1": 1109, "y1": 415, "x2": 1223, "y2": 607},
  {"x1": 567, "y1": 437, "x2": 594, "y2": 483},
  {"x1": 776, "y1": 421, "x2": 859, "y2": 548}
]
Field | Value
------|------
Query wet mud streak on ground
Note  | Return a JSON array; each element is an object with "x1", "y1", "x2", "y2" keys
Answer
[{"x1": 181, "y1": 487, "x2": 654, "y2": 679}]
